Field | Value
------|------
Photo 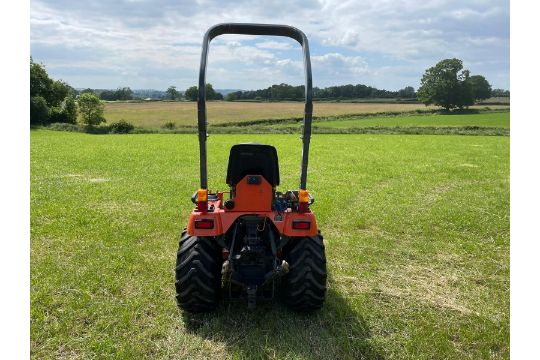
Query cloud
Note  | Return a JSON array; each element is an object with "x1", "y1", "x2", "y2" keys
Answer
[
  {"x1": 255, "y1": 41, "x2": 294, "y2": 50},
  {"x1": 30, "y1": 0, "x2": 509, "y2": 90},
  {"x1": 312, "y1": 53, "x2": 369, "y2": 75}
]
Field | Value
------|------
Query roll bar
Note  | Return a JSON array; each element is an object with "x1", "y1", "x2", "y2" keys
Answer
[{"x1": 197, "y1": 23, "x2": 313, "y2": 190}]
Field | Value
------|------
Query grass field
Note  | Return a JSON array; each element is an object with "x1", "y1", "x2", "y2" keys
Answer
[
  {"x1": 31, "y1": 130, "x2": 509, "y2": 359},
  {"x1": 477, "y1": 97, "x2": 510, "y2": 105},
  {"x1": 103, "y1": 101, "x2": 510, "y2": 129},
  {"x1": 212, "y1": 111, "x2": 510, "y2": 136},
  {"x1": 313, "y1": 112, "x2": 510, "y2": 129}
]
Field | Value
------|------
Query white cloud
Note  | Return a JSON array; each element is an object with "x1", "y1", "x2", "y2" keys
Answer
[
  {"x1": 30, "y1": 0, "x2": 509, "y2": 89},
  {"x1": 312, "y1": 53, "x2": 369, "y2": 75},
  {"x1": 255, "y1": 41, "x2": 293, "y2": 50},
  {"x1": 275, "y1": 59, "x2": 301, "y2": 67},
  {"x1": 316, "y1": 0, "x2": 508, "y2": 61}
]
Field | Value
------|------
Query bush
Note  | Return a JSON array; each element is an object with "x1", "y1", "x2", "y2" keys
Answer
[
  {"x1": 48, "y1": 97, "x2": 78, "y2": 124},
  {"x1": 82, "y1": 125, "x2": 110, "y2": 134},
  {"x1": 49, "y1": 107, "x2": 68, "y2": 123},
  {"x1": 48, "y1": 122, "x2": 80, "y2": 132},
  {"x1": 30, "y1": 96, "x2": 50, "y2": 125},
  {"x1": 162, "y1": 121, "x2": 176, "y2": 130},
  {"x1": 62, "y1": 96, "x2": 78, "y2": 124},
  {"x1": 109, "y1": 120, "x2": 134, "y2": 134}
]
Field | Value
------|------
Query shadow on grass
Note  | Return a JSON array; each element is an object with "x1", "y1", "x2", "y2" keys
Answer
[{"x1": 181, "y1": 287, "x2": 383, "y2": 359}]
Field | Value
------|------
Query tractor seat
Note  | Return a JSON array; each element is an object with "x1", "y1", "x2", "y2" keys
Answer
[{"x1": 226, "y1": 143, "x2": 280, "y2": 187}]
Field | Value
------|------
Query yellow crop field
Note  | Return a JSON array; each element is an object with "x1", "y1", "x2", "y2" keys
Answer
[{"x1": 103, "y1": 101, "x2": 509, "y2": 129}]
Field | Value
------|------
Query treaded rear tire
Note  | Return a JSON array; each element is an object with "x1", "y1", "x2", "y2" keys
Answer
[
  {"x1": 282, "y1": 234, "x2": 327, "y2": 311},
  {"x1": 175, "y1": 230, "x2": 222, "y2": 313}
]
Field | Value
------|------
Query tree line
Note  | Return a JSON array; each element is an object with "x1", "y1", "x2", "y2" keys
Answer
[
  {"x1": 31, "y1": 59, "x2": 105, "y2": 126},
  {"x1": 76, "y1": 84, "x2": 224, "y2": 101},
  {"x1": 30, "y1": 56, "x2": 510, "y2": 125},
  {"x1": 79, "y1": 83, "x2": 418, "y2": 102},
  {"x1": 99, "y1": 87, "x2": 135, "y2": 101},
  {"x1": 30, "y1": 58, "x2": 78, "y2": 125},
  {"x1": 491, "y1": 89, "x2": 510, "y2": 97},
  {"x1": 224, "y1": 84, "x2": 416, "y2": 101}
]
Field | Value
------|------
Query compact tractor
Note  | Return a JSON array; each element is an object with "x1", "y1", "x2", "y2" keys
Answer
[{"x1": 175, "y1": 23, "x2": 326, "y2": 312}]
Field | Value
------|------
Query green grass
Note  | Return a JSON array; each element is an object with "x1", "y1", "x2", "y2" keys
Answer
[
  {"x1": 31, "y1": 130, "x2": 509, "y2": 359},
  {"x1": 82, "y1": 110, "x2": 511, "y2": 135},
  {"x1": 207, "y1": 111, "x2": 510, "y2": 135},
  {"x1": 312, "y1": 111, "x2": 510, "y2": 129}
]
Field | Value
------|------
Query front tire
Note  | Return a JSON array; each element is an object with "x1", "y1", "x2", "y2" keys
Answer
[
  {"x1": 282, "y1": 234, "x2": 327, "y2": 311},
  {"x1": 175, "y1": 230, "x2": 222, "y2": 313}
]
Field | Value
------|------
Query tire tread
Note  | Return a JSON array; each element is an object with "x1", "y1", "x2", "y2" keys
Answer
[
  {"x1": 282, "y1": 234, "x2": 327, "y2": 311},
  {"x1": 175, "y1": 230, "x2": 221, "y2": 313}
]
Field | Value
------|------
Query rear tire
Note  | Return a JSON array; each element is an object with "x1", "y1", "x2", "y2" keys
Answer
[
  {"x1": 282, "y1": 234, "x2": 327, "y2": 311},
  {"x1": 175, "y1": 230, "x2": 222, "y2": 313}
]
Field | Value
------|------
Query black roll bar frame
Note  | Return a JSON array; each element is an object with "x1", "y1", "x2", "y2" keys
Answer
[{"x1": 197, "y1": 23, "x2": 313, "y2": 190}]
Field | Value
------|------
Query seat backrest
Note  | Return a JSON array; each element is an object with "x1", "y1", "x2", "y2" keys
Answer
[{"x1": 226, "y1": 143, "x2": 280, "y2": 187}]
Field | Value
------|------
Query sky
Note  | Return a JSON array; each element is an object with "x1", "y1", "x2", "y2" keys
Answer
[{"x1": 30, "y1": 0, "x2": 510, "y2": 91}]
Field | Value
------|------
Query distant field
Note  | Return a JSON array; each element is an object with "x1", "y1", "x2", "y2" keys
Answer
[
  {"x1": 313, "y1": 112, "x2": 510, "y2": 129},
  {"x1": 216, "y1": 111, "x2": 510, "y2": 136},
  {"x1": 103, "y1": 101, "x2": 510, "y2": 129},
  {"x1": 31, "y1": 131, "x2": 509, "y2": 359},
  {"x1": 478, "y1": 97, "x2": 510, "y2": 105}
]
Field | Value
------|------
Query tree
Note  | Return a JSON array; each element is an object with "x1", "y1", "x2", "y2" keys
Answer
[
  {"x1": 30, "y1": 58, "x2": 81, "y2": 126},
  {"x1": 166, "y1": 86, "x2": 180, "y2": 100},
  {"x1": 48, "y1": 96, "x2": 78, "y2": 124},
  {"x1": 48, "y1": 80, "x2": 73, "y2": 107},
  {"x1": 30, "y1": 58, "x2": 76, "y2": 107},
  {"x1": 30, "y1": 58, "x2": 53, "y2": 99},
  {"x1": 398, "y1": 86, "x2": 415, "y2": 99},
  {"x1": 468, "y1": 75, "x2": 492, "y2": 102},
  {"x1": 80, "y1": 88, "x2": 96, "y2": 95},
  {"x1": 225, "y1": 92, "x2": 238, "y2": 101},
  {"x1": 78, "y1": 93, "x2": 105, "y2": 126},
  {"x1": 99, "y1": 90, "x2": 116, "y2": 101},
  {"x1": 62, "y1": 96, "x2": 78, "y2": 124},
  {"x1": 184, "y1": 84, "x2": 222, "y2": 101},
  {"x1": 115, "y1": 87, "x2": 134, "y2": 100},
  {"x1": 30, "y1": 96, "x2": 50, "y2": 125},
  {"x1": 184, "y1": 86, "x2": 198, "y2": 101},
  {"x1": 492, "y1": 89, "x2": 510, "y2": 97},
  {"x1": 416, "y1": 58, "x2": 474, "y2": 110},
  {"x1": 99, "y1": 87, "x2": 134, "y2": 101},
  {"x1": 205, "y1": 83, "x2": 218, "y2": 100}
]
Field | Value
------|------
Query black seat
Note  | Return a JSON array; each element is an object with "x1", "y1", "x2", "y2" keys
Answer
[{"x1": 226, "y1": 143, "x2": 280, "y2": 187}]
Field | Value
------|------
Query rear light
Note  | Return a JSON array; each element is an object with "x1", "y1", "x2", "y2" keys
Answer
[
  {"x1": 299, "y1": 190, "x2": 309, "y2": 203},
  {"x1": 194, "y1": 219, "x2": 214, "y2": 229},
  {"x1": 292, "y1": 220, "x2": 310, "y2": 230},
  {"x1": 298, "y1": 189, "x2": 309, "y2": 212},
  {"x1": 197, "y1": 188, "x2": 208, "y2": 212}
]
